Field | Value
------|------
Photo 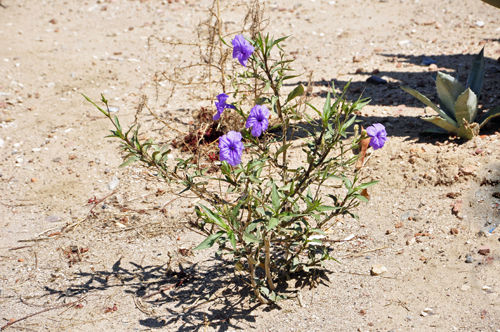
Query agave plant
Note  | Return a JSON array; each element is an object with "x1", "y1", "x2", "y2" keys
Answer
[{"x1": 401, "y1": 48, "x2": 500, "y2": 139}]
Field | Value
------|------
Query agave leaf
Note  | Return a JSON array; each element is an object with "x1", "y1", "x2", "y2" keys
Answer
[
  {"x1": 467, "y1": 47, "x2": 485, "y2": 99},
  {"x1": 457, "y1": 121, "x2": 479, "y2": 140},
  {"x1": 436, "y1": 72, "x2": 464, "y2": 121},
  {"x1": 479, "y1": 105, "x2": 500, "y2": 128},
  {"x1": 421, "y1": 116, "x2": 459, "y2": 134},
  {"x1": 454, "y1": 88, "x2": 478, "y2": 127},
  {"x1": 400, "y1": 85, "x2": 458, "y2": 127}
]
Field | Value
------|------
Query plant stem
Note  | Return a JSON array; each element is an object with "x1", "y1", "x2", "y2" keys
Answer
[
  {"x1": 264, "y1": 237, "x2": 276, "y2": 291},
  {"x1": 247, "y1": 252, "x2": 269, "y2": 304}
]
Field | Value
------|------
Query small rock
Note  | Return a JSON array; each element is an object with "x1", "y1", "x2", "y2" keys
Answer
[
  {"x1": 104, "y1": 167, "x2": 110, "y2": 174},
  {"x1": 370, "y1": 264, "x2": 388, "y2": 275},
  {"x1": 475, "y1": 21, "x2": 484, "y2": 27},
  {"x1": 482, "y1": 286, "x2": 491, "y2": 291},
  {"x1": 31, "y1": 177, "x2": 38, "y2": 182},
  {"x1": 452, "y1": 200, "x2": 462, "y2": 215},
  {"x1": 478, "y1": 245, "x2": 490, "y2": 255},
  {"x1": 45, "y1": 215, "x2": 62, "y2": 222},
  {"x1": 420, "y1": 311, "x2": 428, "y2": 317},
  {"x1": 435, "y1": 22, "x2": 442, "y2": 29},
  {"x1": 428, "y1": 64, "x2": 438, "y2": 71},
  {"x1": 353, "y1": 55, "x2": 364, "y2": 63},
  {"x1": 461, "y1": 165, "x2": 477, "y2": 175},
  {"x1": 107, "y1": 177, "x2": 119, "y2": 190},
  {"x1": 450, "y1": 228, "x2": 459, "y2": 235},
  {"x1": 108, "y1": 106, "x2": 119, "y2": 113},
  {"x1": 465, "y1": 254, "x2": 473, "y2": 263},
  {"x1": 372, "y1": 68, "x2": 380, "y2": 74},
  {"x1": 422, "y1": 58, "x2": 437, "y2": 65},
  {"x1": 395, "y1": 222, "x2": 404, "y2": 228},
  {"x1": 0, "y1": 138, "x2": 4, "y2": 147},
  {"x1": 18, "y1": 258, "x2": 24, "y2": 262},
  {"x1": 406, "y1": 237, "x2": 416, "y2": 246},
  {"x1": 366, "y1": 75, "x2": 387, "y2": 85},
  {"x1": 461, "y1": 284, "x2": 471, "y2": 291},
  {"x1": 355, "y1": 67, "x2": 363, "y2": 74}
]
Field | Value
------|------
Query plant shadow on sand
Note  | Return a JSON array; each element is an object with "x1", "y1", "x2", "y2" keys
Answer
[{"x1": 44, "y1": 256, "x2": 330, "y2": 331}]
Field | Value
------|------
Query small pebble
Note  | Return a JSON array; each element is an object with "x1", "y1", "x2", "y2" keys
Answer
[
  {"x1": 479, "y1": 245, "x2": 490, "y2": 255},
  {"x1": 475, "y1": 21, "x2": 484, "y2": 27},
  {"x1": 370, "y1": 264, "x2": 388, "y2": 275},
  {"x1": 45, "y1": 215, "x2": 61, "y2": 222},
  {"x1": 465, "y1": 254, "x2": 473, "y2": 263},
  {"x1": 366, "y1": 75, "x2": 387, "y2": 85},
  {"x1": 108, "y1": 177, "x2": 119, "y2": 190}
]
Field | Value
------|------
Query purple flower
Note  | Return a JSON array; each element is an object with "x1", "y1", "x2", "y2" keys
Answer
[
  {"x1": 219, "y1": 131, "x2": 244, "y2": 166},
  {"x1": 231, "y1": 35, "x2": 254, "y2": 67},
  {"x1": 213, "y1": 93, "x2": 236, "y2": 121},
  {"x1": 245, "y1": 105, "x2": 270, "y2": 137},
  {"x1": 366, "y1": 123, "x2": 388, "y2": 150}
]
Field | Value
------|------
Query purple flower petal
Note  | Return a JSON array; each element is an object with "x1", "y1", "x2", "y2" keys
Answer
[
  {"x1": 366, "y1": 123, "x2": 388, "y2": 150},
  {"x1": 219, "y1": 131, "x2": 243, "y2": 166},
  {"x1": 245, "y1": 105, "x2": 270, "y2": 137},
  {"x1": 231, "y1": 35, "x2": 254, "y2": 67},
  {"x1": 213, "y1": 93, "x2": 236, "y2": 121}
]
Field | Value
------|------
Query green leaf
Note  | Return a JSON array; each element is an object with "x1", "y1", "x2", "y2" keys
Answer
[
  {"x1": 275, "y1": 143, "x2": 292, "y2": 159},
  {"x1": 271, "y1": 183, "x2": 279, "y2": 211},
  {"x1": 221, "y1": 161, "x2": 231, "y2": 176},
  {"x1": 228, "y1": 230, "x2": 236, "y2": 250},
  {"x1": 193, "y1": 231, "x2": 225, "y2": 250},
  {"x1": 435, "y1": 72, "x2": 464, "y2": 120},
  {"x1": 119, "y1": 156, "x2": 139, "y2": 168},
  {"x1": 353, "y1": 180, "x2": 379, "y2": 191},
  {"x1": 322, "y1": 92, "x2": 332, "y2": 124},
  {"x1": 316, "y1": 205, "x2": 341, "y2": 212},
  {"x1": 267, "y1": 217, "x2": 279, "y2": 231},
  {"x1": 467, "y1": 47, "x2": 485, "y2": 99},
  {"x1": 454, "y1": 88, "x2": 478, "y2": 127},
  {"x1": 479, "y1": 105, "x2": 500, "y2": 128},
  {"x1": 243, "y1": 233, "x2": 260, "y2": 244},
  {"x1": 400, "y1": 85, "x2": 458, "y2": 127},
  {"x1": 219, "y1": 36, "x2": 230, "y2": 47},
  {"x1": 82, "y1": 93, "x2": 109, "y2": 117},
  {"x1": 199, "y1": 204, "x2": 229, "y2": 231},
  {"x1": 421, "y1": 115, "x2": 459, "y2": 133},
  {"x1": 285, "y1": 84, "x2": 304, "y2": 105},
  {"x1": 255, "y1": 97, "x2": 271, "y2": 105}
]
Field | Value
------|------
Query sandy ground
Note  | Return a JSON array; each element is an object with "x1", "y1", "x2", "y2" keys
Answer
[{"x1": 1, "y1": 0, "x2": 500, "y2": 331}]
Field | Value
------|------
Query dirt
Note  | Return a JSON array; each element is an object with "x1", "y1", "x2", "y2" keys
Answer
[{"x1": 1, "y1": 0, "x2": 500, "y2": 331}]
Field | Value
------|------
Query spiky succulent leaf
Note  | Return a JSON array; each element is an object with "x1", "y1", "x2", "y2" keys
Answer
[
  {"x1": 436, "y1": 72, "x2": 464, "y2": 121},
  {"x1": 457, "y1": 121, "x2": 479, "y2": 140},
  {"x1": 479, "y1": 105, "x2": 500, "y2": 128},
  {"x1": 421, "y1": 115, "x2": 459, "y2": 134},
  {"x1": 454, "y1": 88, "x2": 478, "y2": 127},
  {"x1": 400, "y1": 85, "x2": 458, "y2": 127},
  {"x1": 467, "y1": 47, "x2": 485, "y2": 99}
]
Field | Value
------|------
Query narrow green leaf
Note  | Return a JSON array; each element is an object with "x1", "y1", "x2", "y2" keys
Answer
[
  {"x1": 275, "y1": 143, "x2": 292, "y2": 159},
  {"x1": 199, "y1": 204, "x2": 229, "y2": 230},
  {"x1": 271, "y1": 183, "x2": 279, "y2": 211},
  {"x1": 316, "y1": 205, "x2": 341, "y2": 212},
  {"x1": 82, "y1": 93, "x2": 109, "y2": 117},
  {"x1": 267, "y1": 217, "x2": 279, "y2": 231},
  {"x1": 322, "y1": 92, "x2": 331, "y2": 124},
  {"x1": 228, "y1": 230, "x2": 236, "y2": 250},
  {"x1": 193, "y1": 231, "x2": 225, "y2": 250},
  {"x1": 285, "y1": 84, "x2": 304, "y2": 105},
  {"x1": 243, "y1": 233, "x2": 260, "y2": 244},
  {"x1": 119, "y1": 156, "x2": 139, "y2": 168},
  {"x1": 467, "y1": 47, "x2": 485, "y2": 99}
]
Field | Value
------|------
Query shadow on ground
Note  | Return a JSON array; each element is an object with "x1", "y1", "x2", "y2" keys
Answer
[{"x1": 47, "y1": 256, "x2": 328, "y2": 331}]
